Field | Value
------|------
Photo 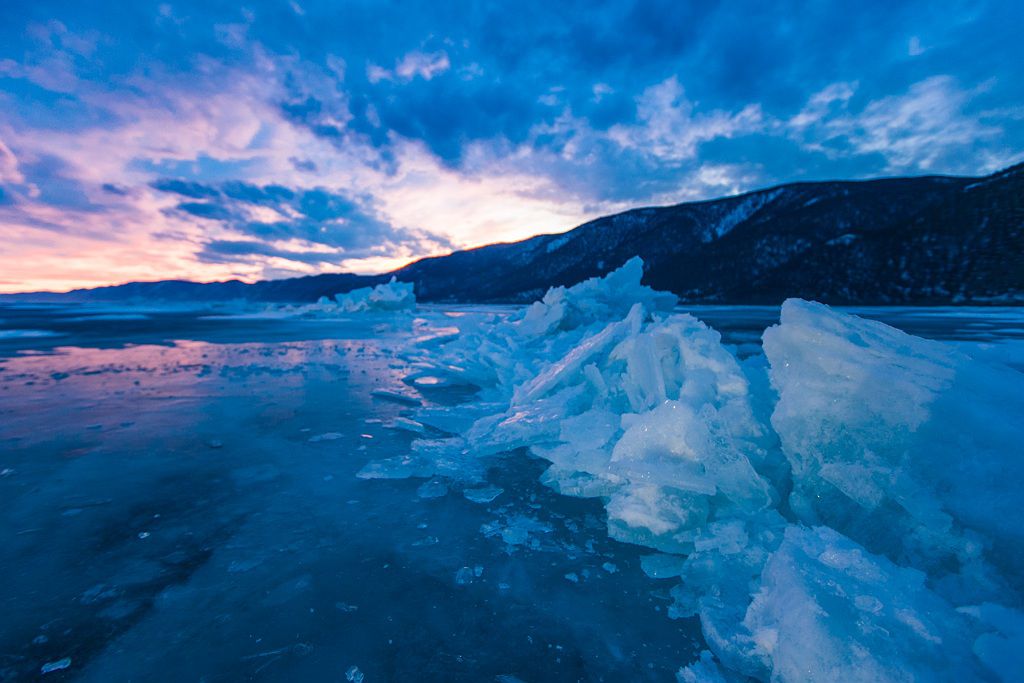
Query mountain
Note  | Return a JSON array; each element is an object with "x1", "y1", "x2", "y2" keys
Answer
[
  {"x1": 397, "y1": 162, "x2": 1024, "y2": 304},
  {"x1": 6, "y1": 163, "x2": 1023, "y2": 305},
  {"x1": 6, "y1": 272, "x2": 385, "y2": 305}
]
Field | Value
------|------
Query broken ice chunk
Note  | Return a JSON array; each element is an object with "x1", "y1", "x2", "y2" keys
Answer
[
  {"x1": 463, "y1": 485, "x2": 504, "y2": 504},
  {"x1": 640, "y1": 554, "x2": 686, "y2": 580},
  {"x1": 416, "y1": 479, "x2": 449, "y2": 499},
  {"x1": 371, "y1": 389, "x2": 421, "y2": 406},
  {"x1": 676, "y1": 651, "x2": 734, "y2": 683},
  {"x1": 764, "y1": 299, "x2": 1024, "y2": 589},
  {"x1": 481, "y1": 514, "x2": 553, "y2": 550},
  {"x1": 387, "y1": 416, "x2": 427, "y2": 434},
  {"x1": 961, "y1": 602, "x2": 1024, "y2": 680},
  {"x1": 335, "y1": 277, "x2": 416, "y2": 313},
  {"x1": 41, "y1": 658, "x2": 71, "y2": 675},
  {"x1": 736, "y1": 526, "x2": 988, "y2": 682}
]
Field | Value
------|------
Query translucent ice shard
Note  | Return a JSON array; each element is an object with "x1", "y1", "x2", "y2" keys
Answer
[
  {"x1": 738, "y1": 526, "x2": 988, "y2": 682},
  {"x1": 764, "y1": 299, "x2": 1024, "y2": 596},
  {"x1": 462, "y1": 485, "x2": 504, "y2": 504}
]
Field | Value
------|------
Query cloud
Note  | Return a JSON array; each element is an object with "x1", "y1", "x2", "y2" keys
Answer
[
  {"x1": 789, "y1": 82, "x2": 857, "y2": 132},
  {"x1": 176, "y1": 201, "x2": 234, "y2": 220},
  {"x1": 0, "y1": 139, "x2": 25, "y2": 184},
  {"x1": 222, "y1": 181, "x2": 295, "y2": 204},
  {"x1": 608, "y1": 76, "x2": 764, "y2": 162},
  {"x1": 152, "y1": 178, "x2": 222, "y2": 199},
  {"x1": 845, "y1": 77, "x2": 1001, "y2": 170},
  {"x1": 791, "y1": 76, "x2": 1009, "y2": 171},
  {"x1": 199, "y1": 239, "x2": 356, "y2": 267},
  {"x1": 367, "y1": 50, "x2": 450, "y2": 84},
  {"x1": 395, "y1": 51, "x2": 450, "y2": 81},
  {"x1": 289, "y1": 156, "x2": 318, "y2": 172},
  {"x1": 153, "y1": 179, "x2": 453, "y2": 268},
  {"x1": 100, "y1": 182, "x2": 128, "y2": 195}
]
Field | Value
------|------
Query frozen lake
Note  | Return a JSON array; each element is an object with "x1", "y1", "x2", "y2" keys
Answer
[{"x1": 1, "y1": 301, "x2": 1022, "y2": 681}]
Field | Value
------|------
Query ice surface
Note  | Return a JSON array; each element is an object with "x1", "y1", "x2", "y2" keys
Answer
[{"x1": 380, "y1": 260, "x2": 1024, "y2": 681}]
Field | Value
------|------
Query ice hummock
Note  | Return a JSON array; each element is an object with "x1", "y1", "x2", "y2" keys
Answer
[
  {"x1": 204, "y1": 276, "x2": 418, "y2": 320},
  {"x1": 364, "y1": 257, "x2": 1023, "y2": 681},
  {"x1": 764, "y1": 299, "x2": 1024, "y2": 597},
  {"x1": 316, "y1": 276, "x2": 416, "y2": 313},
  {"x1": 337, "y1": 276, "x2": 415, "y2": 312}
]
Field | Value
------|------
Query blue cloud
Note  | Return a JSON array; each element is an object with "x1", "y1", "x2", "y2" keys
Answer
[
  {"x1": 152, "y1": 179, "x2": 221, "y2": 199},
  {"x1": 100, "y1": 183, "x2": 128, "y2": 195},
  {"x1": 175, "y1": 201, "x2": 233, "y2": 220},
  {"x1": 199, "y1": 239, "x2": 346, "y2": 267},
  {"x1": 17, "y1": 153, "x2": 103, "y2": 213},
  {"x1": 152, "y1": 179, "x2": 451, "y2": 263},
  {"x1": 221, "y1": 182, "x2": 295, "y2": 205},
  {"x1": 132, "y1": 156, "x2": 260, "y2": 184}
]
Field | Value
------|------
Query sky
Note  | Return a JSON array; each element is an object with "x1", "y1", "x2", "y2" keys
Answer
[{"x1": 0, "y1": 1, "x2": 1022, "y2": 293}]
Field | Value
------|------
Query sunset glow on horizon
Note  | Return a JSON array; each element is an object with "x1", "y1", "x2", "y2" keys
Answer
[{"x1": 1, "y1": 1, "x2": 1022, "y2": 293}]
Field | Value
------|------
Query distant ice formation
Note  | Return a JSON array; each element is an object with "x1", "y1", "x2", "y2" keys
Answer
[
  {"x1": 361, "y1": 256, "x2": 1023, "y2": 681},
  {"x1": 313, "y1": 276, "x2": 416, "y2": 314},
  {"x1": 336, "y1": 277, "x2": 416, "y2": 312}
]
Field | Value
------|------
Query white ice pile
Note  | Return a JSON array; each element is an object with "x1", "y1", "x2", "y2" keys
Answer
[
  {"x1": 216, "y1": 277, "x2": 417, "y2": 319},
  {"x1": 370, "y1": 257, "x2": 1023, "y2": 681},
  {"x1": 316, "y1": 277, "x2": 416, "y2": 314}
]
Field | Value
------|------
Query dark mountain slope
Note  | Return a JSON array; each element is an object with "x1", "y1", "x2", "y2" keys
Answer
[{"x1": 393, "y1": 164, "x2": 1022, "y2": 304}]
